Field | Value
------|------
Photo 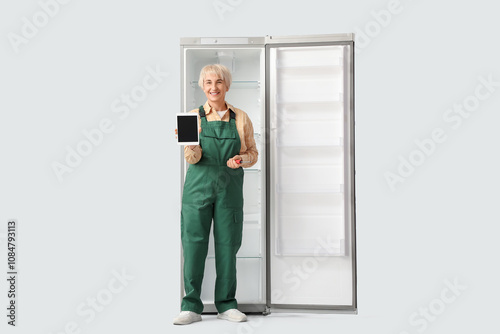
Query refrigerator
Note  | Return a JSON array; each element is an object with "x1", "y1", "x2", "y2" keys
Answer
[{"x1": 179, "y1": 33, "x2": 356, "y2": 314}]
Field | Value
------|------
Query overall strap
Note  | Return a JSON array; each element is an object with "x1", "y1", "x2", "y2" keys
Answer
[
  {"x1": 229, "y1": 109, "x2": 236, "y2": 121},
  {"x1": 198, "y1": 106, "x2": 206, "y2": 118}
]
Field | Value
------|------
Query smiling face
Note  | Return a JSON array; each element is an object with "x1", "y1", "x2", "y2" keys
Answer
[{"x1": 202, "y1": 72, "x2": 229, "y2": 108}]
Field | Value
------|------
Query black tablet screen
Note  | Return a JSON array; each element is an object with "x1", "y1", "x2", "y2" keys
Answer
[{"x1": 177, "y1": 115, "x2": 198, "y2": 143}]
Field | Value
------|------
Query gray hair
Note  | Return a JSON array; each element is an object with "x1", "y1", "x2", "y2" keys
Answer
[{"x1": 198, "y1": 64, "x2": 232, "y2": 89}]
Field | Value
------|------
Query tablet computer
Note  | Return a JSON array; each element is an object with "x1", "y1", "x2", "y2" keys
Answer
[{"x1": 177, "y1": 113, "x2": 199, "y2": 145}]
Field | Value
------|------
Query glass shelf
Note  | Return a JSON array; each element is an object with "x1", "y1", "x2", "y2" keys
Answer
[
  {"x1": 278, "y1": 214, "x2": 343, "y2": 219},
  {"x1": 276, "y1": 183, "x2": 344, "y2": 194},
  {"x1": 206, "y1": 255, "x2": 263, "y2": 260},
  {"x1": 275, "y1": 240, "x2": 345, "y2": 257},
  {"x1": 276, "y1": 92, "x2": 343, "y2": 104},
  {"x1": 189, "y1": 80, "x2": 260, "y2": 88},
  {"x1": 276, "y1": 99, "x2": 344, "y2": 106},
  {"x1": 276, "y1": 214, "x2": 345, "y2": 257},
  {"x1": 244, "y1": 212, "x2": 261, "y2": 224},
  {"x1": 276, "y1": 137, "x2": 343, "y2": 147},
  {"x1": 277, "y1": 163, "x2": 343, "y2": 169},
  {"x1": 243, "y1": 168, "x2": 262, "y2": 172},
  {"x1": 279, "y1": 146, "x2": 343, "y2": 167},
  {"x1": 276, "y1": 63, "x2": 342, "y2": 70}
]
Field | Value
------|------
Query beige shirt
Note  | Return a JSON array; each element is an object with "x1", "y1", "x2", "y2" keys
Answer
[{"x1": 184, "y1": 101, "x2": 258, "y2": 168}]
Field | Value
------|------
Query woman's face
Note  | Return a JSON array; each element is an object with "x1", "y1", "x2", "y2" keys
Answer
[{"x1": 203, "y1": 72, "x2": 229, "y2": 107}]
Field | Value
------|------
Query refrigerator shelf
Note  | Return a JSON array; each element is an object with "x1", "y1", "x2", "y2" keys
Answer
[
  {"x1": 275, "y1": 248, "x2": 345, "y2": 257},
  {"x1": 277, "y1": 214, "x2": 344, "y2": 222},
  {"x1": 276, "y1": 238, "x2": 345, "y2": 257},
  {"x1": 189, "y1": 80, "x2": 260, "y2": 88},
  {"x1": 276, "y1": 183, "x2": 345, "y2": 194},
  {"x1": 276, "y1": 99, "x2": 343, "y2": 106},
  {"x1": 276, "y1": 63, "x2": 342, "y2": 70},
  {"x1": 276, "y1": 137, "x2": 343, "y2": 147},
  {"x1": 278, "y1": 146, "x2": 343, "y2": 166},
  {"x1": 276, "y1": 93, "x2": 344, "y2": 104},
  {"x1": 276, "y1": 164, "x2": 343, "y2": 170},
  {"x1": 244, "y1": 212, "x2": 261, "y2": 222},
  {"x1": 206, "y1": 256, "x2": 263, "y2": 259},
  {"x1": 243, "y1": 169, "x2": 261, "y2": 175},
  {"x1": 277, "y1": 103, "x2": 343, "y2": 110},
  {"x1": 275, "y1": 104, "x2": 344, "y2": 122},
  {"x1": 243, "y1": 214, "x2": 261, "y2": 228},
  {"x1": 243, "y1": 167, "x2": 262, "y2": 172},
  {"x1": 275, "y1": 65, "x2": 343, "y2": 83},
  {"x1": 276, "y1": 192, "x2": 344, "y2": 217}
]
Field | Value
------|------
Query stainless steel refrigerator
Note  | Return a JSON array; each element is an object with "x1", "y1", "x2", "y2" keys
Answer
[{"x1": 180, "y1": 33, "x2": 356, "y2": 314}]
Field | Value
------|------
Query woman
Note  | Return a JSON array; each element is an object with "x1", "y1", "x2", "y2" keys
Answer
[{"x1": 174, "y1": 64, "x2": 258, "y2": 325}]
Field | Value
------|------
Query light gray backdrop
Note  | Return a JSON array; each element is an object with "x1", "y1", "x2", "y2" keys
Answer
[{"x1": 1, "y1": 0, "x2": 499, "y2": 333}]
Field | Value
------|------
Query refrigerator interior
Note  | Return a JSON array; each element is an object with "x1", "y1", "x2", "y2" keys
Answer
[
  {"x1": 268, "y1": 43, "x2": 355, "y2": 307},
  {"x1": 181, "y1": 46, "x2": 266, "y2": 308}
]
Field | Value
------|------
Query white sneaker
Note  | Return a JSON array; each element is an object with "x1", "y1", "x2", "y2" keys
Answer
[
  {"x1": 173, "y1": 311, "x2": 202, "y2": 325},
  {"x1": 217, "y1": 309, "x2": 247, "y2": 322}
]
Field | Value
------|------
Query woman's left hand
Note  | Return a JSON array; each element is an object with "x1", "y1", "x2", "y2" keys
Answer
[{"x1": 227, "y1": 155, "x2": 242, "y2": 169}]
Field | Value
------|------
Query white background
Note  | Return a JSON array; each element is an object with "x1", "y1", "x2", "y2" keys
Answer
[{"x1": 1, "y1": 0, "x2": 499, "y2": 333}]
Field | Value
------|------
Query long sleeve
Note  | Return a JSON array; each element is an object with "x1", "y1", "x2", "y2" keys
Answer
[
  {"x1": 184, "y1": 145, "x2": 202, "y2": 164},
  {"x1": 238, "y1": 114, "x2": 258, "y2": 168}
]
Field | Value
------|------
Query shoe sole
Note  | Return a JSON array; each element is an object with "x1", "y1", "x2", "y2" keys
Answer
[
  {"x1": 173, "y1": 316, "x2": 202, "y2": 325},
  {"x1": 217, "y1": 314, "x2": 247, "y2": 322}
]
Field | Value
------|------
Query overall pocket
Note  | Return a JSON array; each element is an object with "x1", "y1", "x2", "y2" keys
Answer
[{"x1": 220, "y1": 168, "x2": 244, "y2": 209}]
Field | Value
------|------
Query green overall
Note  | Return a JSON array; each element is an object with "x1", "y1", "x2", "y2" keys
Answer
[{"x1": 181, "y1": 106, "x2": 244, "y2": 314}]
